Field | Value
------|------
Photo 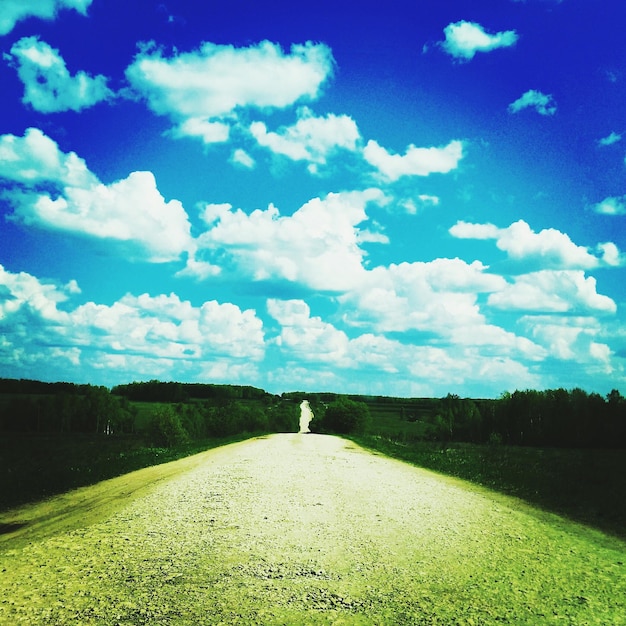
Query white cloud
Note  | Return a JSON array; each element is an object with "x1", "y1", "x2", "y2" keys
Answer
[
  {"x1": 200, "y1": 360, "x2": 260, "y2": 383},
  {"x1": 592, "y1": 196, "x2": 626, "y2": 215},
  {"x1": 339, "y1": 258, "x2": 506, "y2": 336},
  {"x1": 266, "y1": 296, "x2": 543, "y2": 395},
  {"x1": 598, "y1": 131, "x2": 622, "y2": 147},
  {"x1": 488, "y1": 270, "x2": 617, "y2": 314},
  {"x1": 363, "y1": 139, "x2": 464, "y2": 182},
  {"x1": 441, "y1": 21, "x2": 518, "y2": 60},
  {"x1": 0, "y1": 265, "x2": 266, "y2": 379},
  {"x1": 495, "y1": 220, "x2": 598, "y2": 268},
  {"x1": 0, "y1": 129, "x2": 192, "y2": 262},
  {"x1": 7, "y1": 36, "x2": 113, "y2": 113},
  {"x1": 0, "y1": 0, "x2": 92, "y2": 36},
  {"x1": 126, "y1": 40, "x2": 334, "y2": 143},
  {"x1": 16, "y1": 172, "x2": 192, "y2": 262},
  {"x1": 0, "y1": 264, "x2": 75, "y2": 324},
  {"x1": 168, "y1": 118, "x2": 230, "y2": 144},
  {"x1": 449, "y1": 220, "x2": 500, "y2": 240},
  {"x1": 84, "y1": 294, "x2": 266, "y2": 360},
  {"x1": 184, "y1": 189, "x2": 388, "y2": 291},
  {"x1": 267, "y1": 299, "x2": 350, "y2": 366},
  {"x1": 249, "y1": 107, "x2": 360, "y2": 171},
  {"x1": 90, "y1": 353, "x2": 179, "y2": 381},
  {"x1": 520, "y1": 315, "x2": 613, "y2": 368},
  {"x1": 401, "y1": 195, "x2": 440, "y2": 214},
  {"x1": 589, "y1": 341, "x2": 611, "y2": 363},
  {"x1": 230, "y1": 149, "x2": 256, "y2": 169},
  {"x1": 0, "y1": 127, "x2": 96, "y2": 187},
  {"x1": 268, "y1": 298, "x2": 436, "y2": 374},
  {"x1": 449, "y1": 323, "x2": 546, "y2": 361},
  {"x1": 597, "y1": 242, "x2": 623, "y2": 267},
  {"x1": 508, "y1": 90, "x2": 557, "y2": 115},
  {"x1": 450, "y1": 219, "x2": 609, "y2": 269}
]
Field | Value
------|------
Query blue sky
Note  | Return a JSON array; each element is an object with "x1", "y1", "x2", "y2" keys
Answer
[{"x1": 0, "y1": 0, "x2": 625, "y2": 398}]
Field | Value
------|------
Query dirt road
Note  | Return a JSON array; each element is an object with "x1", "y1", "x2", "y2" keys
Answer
[{"x1": 1, "y1": 434, "x2": 624, "y2": 625}]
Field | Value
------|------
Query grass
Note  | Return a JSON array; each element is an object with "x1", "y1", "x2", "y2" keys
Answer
[
  {"x1": 0, "y1": 431, "x2": 263, "y2": 513},
  {"x1": 351, "y1": 434, "x2": 626, "y2": 540}
]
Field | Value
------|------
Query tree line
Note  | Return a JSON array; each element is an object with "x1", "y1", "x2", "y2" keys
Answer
[
  {"x1": 299, "y1": 388, "x2": 626, "y2": 448},
  {"x1": 416, "y1": 388, "x2": 626, "y2": 448},
  {"x1": 0, "y1": 379, "x2": 298, "y2": 443},
  {"x1": 0, "y1": 383, "x2": 136, "y2": 435},
  {"x1": 1, "y1": 378, "x2": 624, "y2": 448},
  {"x1": 147, "y1": 400, "x2": 298, "y2": 446},
  {"x1": 111, "y1": 380, "x2": 272, "y2": 403}
]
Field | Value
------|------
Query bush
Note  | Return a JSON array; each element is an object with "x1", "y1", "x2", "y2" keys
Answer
[
  {"x1": 323, "y1": 398, "x2": 371, "y2": 434},
  {"x1": 149, "y1": 406, "x2": 189, "y2": 447}
]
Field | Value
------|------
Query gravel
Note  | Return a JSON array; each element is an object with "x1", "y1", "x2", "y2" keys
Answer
[{"x1": 1, "y1": 433, "x2": 624, "y2": 625}]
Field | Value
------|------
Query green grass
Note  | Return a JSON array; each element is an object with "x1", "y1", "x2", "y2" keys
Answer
[
  {"x1": 351, "y1": 434, "x2": 626, "y2": 540},
  {"x1": 0, "y1": 431, "x2": 263, "y2": 512}
]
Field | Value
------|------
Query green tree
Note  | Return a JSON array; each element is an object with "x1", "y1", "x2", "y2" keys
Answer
[
  {"x1": 266, "y1": 401, "x2": 299, "y2": 432},
  {"x1": 322, "y1": 398, "x2": 371, "y2": 434},
  {"x1": 433, "y1": 394, "x2": 482, "y2": 442},
  {"x1": 149, "y1": 406, "x2": 189, "y2": 447},
  {"x1": 606, "y1": 389, "x2": 626, "y2": 446},
  {"x1": 176, "y1": 403, "x2": 205, "y2": 439}
]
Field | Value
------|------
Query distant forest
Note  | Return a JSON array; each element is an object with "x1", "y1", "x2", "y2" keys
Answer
[{"x1": 0, "y1": 378, "x2": 624, "y2": 449}]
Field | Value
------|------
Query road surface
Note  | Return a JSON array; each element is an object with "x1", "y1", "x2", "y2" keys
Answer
[{"x1": 1, "y1": 433, "x2": 624, "y2": 624}]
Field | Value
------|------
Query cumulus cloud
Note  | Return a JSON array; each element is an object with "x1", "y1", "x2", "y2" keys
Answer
[
  {"x1": 508, "y1": 90, "x2": 557, "y2": 115},
  {"x1": 450, "y1": 219, "x2": 612, "y2": 269},
  {"x1": 125, "y1": 40, "x2": 334, "y2": 143},
  {"x1": 265, "y1": 292, "x2": 544, "y2": 397},
  {"x1": 249, "y1": 107, "x2": 360, "y2": 173},
  {"x1": 0, "y1": 127, "x2": 96, "y2": 187},
  {"x1": 339, "y1": 258, "x2": 506, "y2": 336},
  {"x1": 16, "y1": 172, "x2": 192, "y2": 262},
  {"x1": 182, "y1": 189, "x2": 388, "y2": 291},
  {"x1": 494, "y1": 220, "x2": 598, "y2": 268},
  {"x1": 0, "y1": 129, "x2": 192, "y2": 262},
  {"x1": 267, "y1": 299, "x2": 350, "y2": 366},
  {"x1": 0, "y1": 0, "x2": 92, "y2": 36},
  {"x1": 72, "y1": 294, "x2": 265, "y2": 360},
  {"x1": 268, "y1": 298, "x2": 439, "y2": 374},
  {"x1": 441, "y1": 21, "x2": 518, "y2": 60},
  {"x1": 0, "y1": 264, "x2": 76, "y2": 325},
  {"x1": 597, "y1": 242, "x2": 623, "y2": 267},
  {"x1": 488, "y1": 270, "x2": 617, "y2": 314},
  {"x1": 592, "y1": 196, "x2": 626, "y2": 215},
  {"x1": 520, "y1": 315, "x2": 609, "y2": 364},
  {"x1": 7, "y1": 36, "x2": 113, "y2": 113},
  {"x1": 363, "y1": 139, "x2": 464, "y2": 182},
  {"x1": 0, "y1": 265, "x2": 265, "y2": 380}
]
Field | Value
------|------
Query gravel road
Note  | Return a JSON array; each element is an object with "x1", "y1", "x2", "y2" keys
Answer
[{"x1": 1, "y1": 433, "x2": 624, "y2": 625}]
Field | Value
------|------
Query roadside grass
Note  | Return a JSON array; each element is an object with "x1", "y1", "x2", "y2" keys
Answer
[
  {"x1": 351, "y1": 434, "x2": 626, "y2": 540},
  {"x1": 0, "y1": 431, "x2": 263, "y2": 513}
]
